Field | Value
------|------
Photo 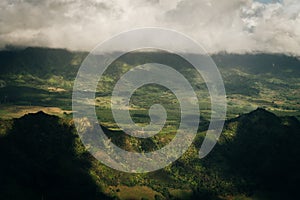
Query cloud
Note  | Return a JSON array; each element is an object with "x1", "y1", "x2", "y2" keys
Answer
[{"x1": 0, "y1": 0, "x2": 299, "y2": 55}]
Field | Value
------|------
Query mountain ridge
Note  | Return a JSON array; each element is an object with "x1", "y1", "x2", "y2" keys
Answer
[{"x1": 0, "y1": 108, "x2": 299, "y2": 199}]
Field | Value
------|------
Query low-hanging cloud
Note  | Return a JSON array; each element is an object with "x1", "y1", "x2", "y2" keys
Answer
[{"x1": 0, "y1": 0, "x2": 299, "y2": 55}]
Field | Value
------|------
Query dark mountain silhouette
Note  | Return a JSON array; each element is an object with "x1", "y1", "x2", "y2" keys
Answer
[
  {"x1": 201, "y1": 108, "x2": 300, "y2": 198},
  {"x1": 0, "y1": 109, "x2": 299, "y2": 199},
  {"x1": 0, "y1": 111, "x2": 111, "y2": 200}
]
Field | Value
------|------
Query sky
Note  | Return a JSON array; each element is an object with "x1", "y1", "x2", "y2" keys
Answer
[{"x1": 0, "y1": 0, "x2": 299, "y2": 55}]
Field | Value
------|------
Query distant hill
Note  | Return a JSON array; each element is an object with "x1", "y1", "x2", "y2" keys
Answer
[
  {"x1": 0, "y1": 47, "x2": 299, "y2": 119},
  {"x1": 212, "y1": 53, "x2": 300, "y2": 75},
  {"x1": 0, "y1": 47, "x2": 299, "y2": 78},
  {"x1": 0, "y1": 47, "x2": 86, "y2": 79}
]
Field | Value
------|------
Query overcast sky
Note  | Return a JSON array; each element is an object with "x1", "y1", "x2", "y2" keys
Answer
[{"x1": 0, "y1": 0, "x2": 299, "y2": 55}]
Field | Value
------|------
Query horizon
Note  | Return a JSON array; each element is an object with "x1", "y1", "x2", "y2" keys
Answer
[{"x1": 2, "y1": 45, "x2": 300, "y2": 58}]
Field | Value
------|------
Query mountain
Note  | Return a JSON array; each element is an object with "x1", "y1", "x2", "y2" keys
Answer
[
  {"x1": 0, "y1": 109, "x2": 299, "y2": 199},
  {"x1": 0, "y1": 47, "x2": 299, "y2": 199},
  {"x1": 212, "y1": 53, "x2": 300, "y2": 75},
  {"x1": 1, "y1": 47, "x2": 300, "y2": 79},
  {"x1": 201, "y1": 108, "x2": 300, "y2": 198},
  {"x1": 0, "y1": 47, "x2": 86, "y2": 79},
  {"x1": 0, "y1": 112, "x2": 111, "y2": 200}
]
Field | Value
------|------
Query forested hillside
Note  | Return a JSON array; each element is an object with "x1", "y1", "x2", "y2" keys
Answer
[{"x1": 0, "y1": 109, "x2": 299, "y2": 199}]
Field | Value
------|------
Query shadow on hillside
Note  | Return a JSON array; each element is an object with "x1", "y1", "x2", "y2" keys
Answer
[
  {"x1": 201, "y1": 108, "x2": 300, "y2": 199},
  {"x1": 0, "y1": 112, "x2": 111, "y2": 200}
]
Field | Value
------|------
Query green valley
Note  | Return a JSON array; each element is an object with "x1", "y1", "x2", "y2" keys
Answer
[{"x1": 0, "y1": 47, "x2": 299, "y2": 199}]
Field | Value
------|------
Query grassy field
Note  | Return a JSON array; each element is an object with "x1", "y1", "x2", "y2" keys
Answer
[
  {"x1": 106, "y1": 185, "x2": 162, "y2": 200},
  {"x1": 0, "y1": 105, "x2": 71, "y2": 119}
]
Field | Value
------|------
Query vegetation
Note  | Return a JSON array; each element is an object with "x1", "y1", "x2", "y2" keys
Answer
[
  {"x1": 0, "y1": 109, "x2": 299, "y2": 199},
  {"x1": 0, "y1": 112, "x2": 111, "y2": 200},
  {"x1": 0, "y1": 47, "x2": 299, "y2": 199},
  {"x1": 0, "y1": 48, "x2": 299, "y2": 120}
]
